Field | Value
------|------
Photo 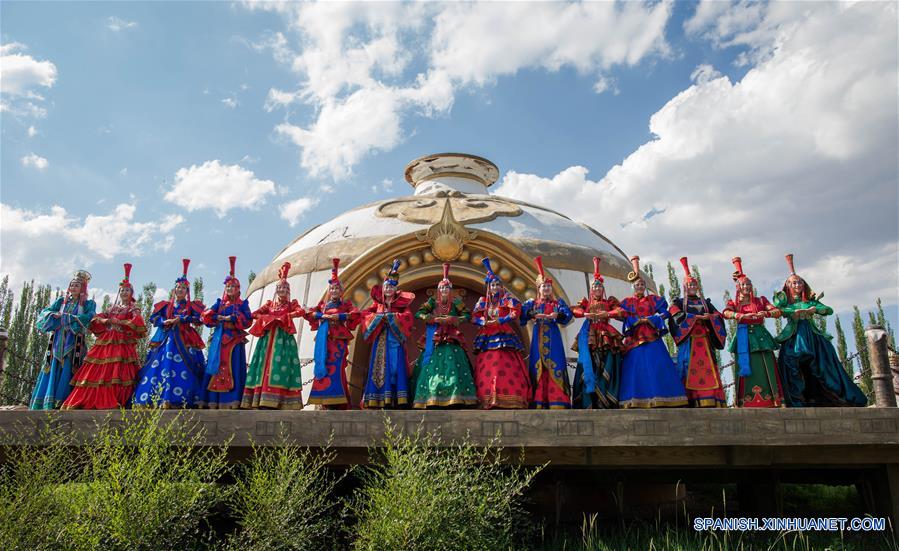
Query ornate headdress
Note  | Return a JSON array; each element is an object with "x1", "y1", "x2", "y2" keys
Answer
[
  {"x1": 119, "y1": 263, "x2": 133, "y2": 292},
  {"x1": 534, "y1": 256, "x2": 552, "y2": 286},
  {"x1": 591, "y1": 257, "x2": 604, "y2": 287},
  {"x1": 731, "y1": 256, "x2": 754, "y2": 302},
  {"x1": 328, "y1": 258, "x2": 342, "y2": 288},
  {"x1": 783, "y1": 253, "x2": 813, "y2": 302},
  {"x1": 384, "y1": 259, "x2": 401, "y2": 286},
  {"x1": 277, "y1": 262, "x2": 291, "y2": 289},
  {"x1": 221, "y1": 256, "x2": 241, "y2": 302},
  {"x1": 679, "y1": 256, "x2": 696, "y2": 285},
  {"x1": 481, "y1": 257, "x2": 500, "y2": 286},
  {"x1": 626, "y1": 256, "x2": 642, "y2": 283},
  {"x1": 68, "y1": 269, "x2": 92, "y2": 305},
  {"x1": 171, "y1": 258, "x2": 192, "y2": 304},
  {"x1": 439, "y1": 262, "x2": 452, "y2": 288}
]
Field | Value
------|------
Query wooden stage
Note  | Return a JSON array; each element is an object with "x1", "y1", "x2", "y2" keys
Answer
[{"x1": 2, "y1": 407, "x2": 898, "y2": 526}]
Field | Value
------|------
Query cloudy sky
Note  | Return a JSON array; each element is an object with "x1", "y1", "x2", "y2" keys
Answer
[{"x1": 1, "y1": 1, "x2": 896, "y2": 335}]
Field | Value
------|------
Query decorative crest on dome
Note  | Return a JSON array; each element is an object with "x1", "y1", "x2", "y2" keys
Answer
[
  {"x1": 377, "y1": 195, "x2": 521, "y2": 225},
  {"x1": 415, "y1": 199, "x2": 477, "y2": 261}
]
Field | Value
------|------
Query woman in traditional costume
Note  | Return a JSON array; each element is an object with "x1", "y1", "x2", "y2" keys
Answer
[
  {"x1": 618, "y1": 256, "x2": 688, "y2": 408},
  {"x1": 360, "y1": 259, "x2": 415, "y2": 408},
  {"x1": 668, "y1": 257, "x2": 728, "y2": 408},
  {"x1": 411, "y1": 263, "x2": 478, "y2": 409},
  {"x1": 62, "y1": 264, "x2": 146, "y2": 410},
  {"x1": 471, "y1": 257, "x2": 531, "y2": 409},
  {"x1": 774, "y1": 254, "x2": 866, "y2": 407},
  {"x1": 306, "y1": 258, "x2": 361, "y2": 409},
  {"x1": 570, "y1": 257, "x2": 625, "y2": 409},
  {"x1": 30, "y1": 270, "x2": 97, "y2": 410},
  {"x1": 521, "y1": 256, "x2": 573, "y2": 409},
  {"x1": 133, "y1": 259, "x2": 205, "y2": 408},
  {"x1": 723, "y1": 257, "x2": 784, "y2": 408},
  {"x1": 196, "y1": 256, "x2": 252, "y2": 409},
  {"x1": 243, "y1": 262, "x2": 305, "y2": 409}
]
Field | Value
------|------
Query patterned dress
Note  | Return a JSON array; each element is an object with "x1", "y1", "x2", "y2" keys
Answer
[
  {"x1": 31, "y1": 297, "x2": 97, "y2": 410},
  {"x1": 522, "y1": 298, "x2": 573, "y2": 409},
  {"x1": 669, "y1": 296, "x2": 728, "y2": 408},
  {"x1": 618, "y1": 294, "x2": 688, "y2": 408},
  {"x1": 774, "y1": 292, "x2": 866, "y2": 407},
  {"x1": 62, "y1": 303, "x2": 146, "y2": 409},
  {"x1": 724, "y1": 296, "x2": 784, "y2": 408},
  {"x1": 471, "y1": 291, "x2": 531, "y2": 409},
  {"x1": 411, "y1": 296, "x2": 477, "y2": 408},
  {"x1": 195, "y1": 298, "x2": 252, "y2": 409},
  {"x1": 306, "y1": 298, "x2": 361, "y2": 408},
  {"x1": 570, "y1": 297, "x2": 625, "y2": 409},
  {"x1": 133, "y1": 299, "x2": 206, "y2": 408},
  {"x1": 360, "y1": 289, "x2": 415, "y2": 408},
  {"x1": 242, "y1": 299, "x2": 305, "y2": 409}
]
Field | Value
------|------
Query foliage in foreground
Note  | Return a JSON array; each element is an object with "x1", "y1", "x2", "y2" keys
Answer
[
  {"x1": 350, "y1": 422, "x2": 544, "y2": 551},
  {"x1": 0, "y1": 409, "x2": 230, "y2": 550},
  {"x1": 226, "y1": 440, "x2": 346, "y2": 551}
]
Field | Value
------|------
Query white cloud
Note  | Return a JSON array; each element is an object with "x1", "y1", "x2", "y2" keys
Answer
[
  {"x1": 1, "y1": 42, "x2": 57, "y2": 121},
  {"x1": 26, "y1": 125, "x2": 37, "y2": 137},
  {"x1": 246, "y1": 2, "x2": 673, "y2": 180},
  {"x1": 119, "y1": 167, "x2": 128, "y2": 176},
  {"x1": 20, "y1": 153, "x2": 48, "y2": 171},
  {"x1": 278, "y1": 196, "x2": 318, "y2": 227},
  {"x1": 107, "y1": 16, "x2": 138, "y2": 32},
  {"x1": 165, "y1": 160, "x2": 277, "y2": 217},
  {"x1": 0, "y1": 203, "x2": 184, "y2": 288},
  {"x1": 495, "y1": 1, "x2": 898, "y2": 313},
  {"x1": 221, "y1": 97, "x2": 238, "y2": 109}
]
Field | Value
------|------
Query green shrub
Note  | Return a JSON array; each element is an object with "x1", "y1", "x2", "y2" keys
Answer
[
  {"x1": 226, "y1": 442, "x2": 346, "y2": 551},
  {"x1": 350, "y1": 423, "x2": 543, "y2": 551},
  {"x1": 0, "y1": 423, "x2": 84, "y2": 550}
]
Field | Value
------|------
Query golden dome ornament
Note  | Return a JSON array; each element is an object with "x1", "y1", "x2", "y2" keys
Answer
[{"x1": 415, "y1": 199, "x2": 477, "y2": 262}]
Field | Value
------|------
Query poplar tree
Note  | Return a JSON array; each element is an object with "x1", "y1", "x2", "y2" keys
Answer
[
  {"x1": 247, "y1": 270, "x2": 257, "y2": 287},
  {"x1": 852, "y1": 306, "x2": 872, "y2": 395}
]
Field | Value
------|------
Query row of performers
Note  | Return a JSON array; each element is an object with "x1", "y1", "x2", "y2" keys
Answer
[{"x1": 29, "y1": 253, "x2": 866, "y2": 411}]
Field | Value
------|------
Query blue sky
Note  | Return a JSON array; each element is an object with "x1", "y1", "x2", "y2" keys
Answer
[{"x1": 2, "y1": 1, "x2": 896, "y2": 338}]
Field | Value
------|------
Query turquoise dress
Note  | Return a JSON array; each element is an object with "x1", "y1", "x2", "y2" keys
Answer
[
  {"x1": 774, "y1": 292, "x2": 866, "y2": 407},
  {"x1": 31, "y1": 297, "x2": 97, "y2": 410}
]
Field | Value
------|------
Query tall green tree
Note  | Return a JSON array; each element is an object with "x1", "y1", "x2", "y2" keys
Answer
[
  {"x1": 247, "y1": 270, "x2": 257, "y2": 287},
  {"x1": 666, "y1": 262, "x2": 681, "y2": 303},
  {"x1": 852, "y1": 306, "x2": 872, "y2": 396},
  {"x1": 137, "y1": 282, "x2": 158, "y2": 362}
]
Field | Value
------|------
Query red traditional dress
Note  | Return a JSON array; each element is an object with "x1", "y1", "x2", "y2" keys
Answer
[
  {"x1": 471, "y1": 257, "x2": 531, "y2": 409},
  {"x1": 243, "y1": 289, "x2": 305, "y2": 409},
  {"x1": 306, "y1": 259, "x2": 361, "y2": 408},
  {"x1": 62, "y1": 264, "x2": 146, "y2": 410}
]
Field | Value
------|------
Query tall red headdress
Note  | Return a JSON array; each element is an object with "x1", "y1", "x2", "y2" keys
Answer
[
  {"x1": 785, "y1": 253, "x2": 796, "y2": 276},
  {"x1": 679, "y1": 256, "x2": 696, "y2": 284},
  {"x1": 592, "y1": 257, "x2": 603, "y2": 284},
  {"x1": 731, "y1": 256, "x2": 754, "y2": 302},
  {"x1": 534, "y1": 256, "x2": 552, "y2": 286},
  {"x1": 222, "y1": 256, "x2": 241, "y2": 301},
  {"x1": 627, "y1": 256, "x2": 642, "y2": 283},
  {"x1": 783, "y1": 253, "x2": 812, "y2": 302},
  {"x1": 329, "y1": 258, "x2": 341, "y2": 287},
  {"x1": 169, "y1": 258, "x2": 192, "y2": 312},
  {"x1": 439, "y1": 262, "x2": 452, "y2": 287},
  {"x1": 120, "y1": 263, "x2": 133, "y2": 291}
]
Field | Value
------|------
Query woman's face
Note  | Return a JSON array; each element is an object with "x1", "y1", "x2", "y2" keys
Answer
[
  {"x1": 276, "y1": 283, "x2": 290, "y2": 300},
  {"x1": 538, "y1": 281, "x2": 553, "y2": 299},
  {"x1": 437, "y1": 283, "x2": 451, "y2": 301},
  {"x1": 118, "y1": 286, "x2": 133, "y2": 303},
  {"x1": 633, "y1": 279, "x2": 646, "y2": 296},
  {"x1": 737, "y1": 279, "x2": 753, "y2": 296},
  {"x1": 590, "y1": 282, "x2": 604, "y2": 300},
  {"x1": 382, "y1": 282, "x2": 396, "y2": 300},
  {"x1": 488, "y1": 280, "x2": 502, "y2": 296},
  {"x1": 328, "y1": 283, "x2": 341, "y2": 301},
  {"x1": 225, "y1": 281, "x2": 240, "y2": 299},
  {"x1": 789, "y1": 276, "x2": 805, "y2": 298},
  {"x1": 686, "y1": 279, "x2": 700, "y2": 296},
  {"x1": 67, "y1": 279, "x2": 83, "y2": 297},
  {"x1": 174, "y1": 282, "x2": 188, "y2": 300}
]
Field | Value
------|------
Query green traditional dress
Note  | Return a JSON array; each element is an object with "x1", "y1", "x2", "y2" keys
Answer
[
  {"x1": 725, "y1": 296, "x2": 784, "y2": 408},
  {"x1": 411, "y1": 296, "x2": 478, "y2": 408},
  {"x1": 773, "y1": 292, "x2": 866, "y2": 407}
]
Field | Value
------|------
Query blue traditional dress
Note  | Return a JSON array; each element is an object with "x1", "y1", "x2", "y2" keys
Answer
[
  {"x1": 30, "y1": 297, "x2": 96, "y2": 410},
  {"x1": 521, "y1": 297, "x2": 573, "y2": 409},
  {"x1": 360, "y1": 286, "x2": 415, "y2": 409},
  {"x1": 133, "y1": 299, "x2": 206, "y2": 408},
  {"x1": 195, "y1": 298, "x2": 252, "y2": 409},
  {"x1": 618, "y1": 293, "x2": 688, "y2": 408}
]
